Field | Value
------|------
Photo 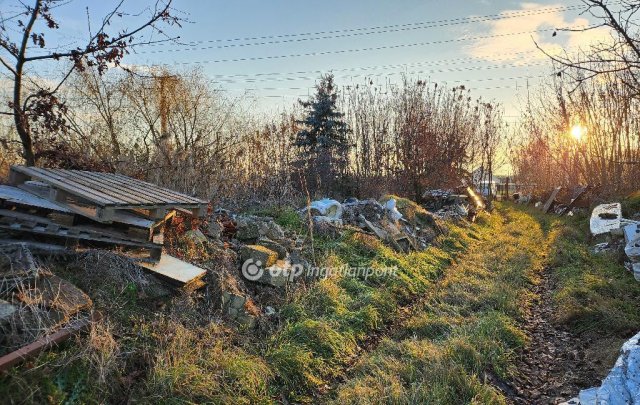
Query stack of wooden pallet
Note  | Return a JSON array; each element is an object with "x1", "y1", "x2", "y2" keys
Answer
[{"x1": 0, "y1": 166, "x2": 209, "y2": 286}]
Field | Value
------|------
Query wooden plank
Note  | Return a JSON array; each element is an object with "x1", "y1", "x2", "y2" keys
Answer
[
  {"x1": 38, "y1": 168, "x2": 129, "y2": 205},
  {"x1": 11, "y1": 166, "x2": 117, "y2": 206},
  {"x1": 8, "y1": 169, "x2": 30, "y2": 186},
  {"x1": 138, "y1": 254, "x2": 206, "y2": 285},
  {"x1": 19, "y1": 167, "x2": 122, "y2": 205},
  {"x1": 110, "y1": 173, "x2": 206, "y2": 204},
  {"x1": 0, "y1": 209, "x2": 160, "y2": 251},
  {"x1": 111, "y1": 173, "x2": 203, "y2": 204},
  {"x1": 0, "y1": 220, "x2": 162, "y2": 261},
  {"x1": 542, "y1": 186, "x2": 562, "y2": 214},
  {"x1": 11, "y1": 166, "x2": 207, "y2": 212},
  {"x1": 44, "y1": 169, "x2": 150, "y2": 205},
  {"x1": 0, "y1": 209, "x2": 144, "y2": 243},
  {"x1": 14, "y1": 182, "x2": 155, "y2": 229},
  {"x1": 78, "y1": 171, "x2": 188, "y2": 204},
  {"x1": 74, "y1": 171, "x2": 167, "y2": 205},
  {"x1": 0, "y1": 185, "x2": 71, "y2": 213},
  {"x1": 89, "y1": 171, "x2": 188, "y2": 204}
]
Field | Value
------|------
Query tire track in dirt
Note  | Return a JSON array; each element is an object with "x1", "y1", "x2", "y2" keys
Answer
[{"x1": 502, "y1": 268, "x2": 601, "y2": 404}]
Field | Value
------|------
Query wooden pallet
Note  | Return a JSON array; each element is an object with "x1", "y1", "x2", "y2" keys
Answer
[
  {"x1": 0, "y1": 184, "x2": 170, "y2": 242},
  {"x1": 9, "y1": 166, "x2": 208, "y2": 223},
  {"x1": 0, "y1": 210, "x2": 161, "y2": 261}
]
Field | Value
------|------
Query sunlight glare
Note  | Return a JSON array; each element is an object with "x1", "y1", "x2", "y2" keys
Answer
[{"x1": 570, "y1": 125, "x2": 587, "y2": 141}]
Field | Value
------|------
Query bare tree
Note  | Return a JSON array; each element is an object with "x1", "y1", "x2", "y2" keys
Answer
[
  {"x1": 540, "y1": 1, "x2": 640, "y2": 92},
  {"x1": 0, "y1": 0, "x2": 179, "y2": 165}
]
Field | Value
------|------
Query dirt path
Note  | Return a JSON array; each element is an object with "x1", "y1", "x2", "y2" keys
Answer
[{"x1": 504, "y1": 269, "x2": 601, "y2": 404}]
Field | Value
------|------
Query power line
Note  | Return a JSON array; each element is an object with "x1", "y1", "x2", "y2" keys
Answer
[
  {"x1": 27, "y1": 49, "x2": 543, "y2": 80},
  {"x1": 209, "y1": 62, "x2": 550, "y2": 85},
  {"x1": 206, "y1": 50, "x2": 540, "y2": 79},
  {"x1": 161, "y1": 25, "x2": 591, "y2": 66},
  {"x1": 151, "y1": 2, "x2": 609, "y2": 47},
  {"x1": 136, "y1": 4, "x2": 595, "y2": 54},
  {"x1": 227, "y1": 75, "x2": 545, "y2": 92}
]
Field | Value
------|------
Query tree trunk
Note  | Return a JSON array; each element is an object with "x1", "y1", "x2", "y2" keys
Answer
[{"x1": 13, "y1": 0, "x2": 41, "y2": 167}]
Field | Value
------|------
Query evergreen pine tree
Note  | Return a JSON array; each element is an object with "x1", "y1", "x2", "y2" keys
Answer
[{"x1": 295, "y1": 74, "x2": 350, "y2": 195}]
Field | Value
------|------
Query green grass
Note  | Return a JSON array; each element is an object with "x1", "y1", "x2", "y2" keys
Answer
[
  {"x1": 331, "y1": 204, "x2": 546, "y2": 404},
  {"x1": 6, "y1": 200, "x2": 639, "y2": 404},
  {"x1": 267, "y1": 223, "x2": 473, "y2": 402},
  {"x1": 544, "y1": 209, "x2": 640, "y2": 337}
]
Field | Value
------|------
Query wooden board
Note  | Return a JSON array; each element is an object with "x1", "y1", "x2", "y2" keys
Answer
[
  {"x1": 9, "y1": 166, "x2": 208, "y2": 215},
  {"x1": 138, "y1": 254, "x2": 206, "y2": 285},
  {"x1": 542, "y1": 186, "x2": 562, "y2": 214},
  {"x1": 0, "y1": 185, "x2": 72, "y2": 213}
]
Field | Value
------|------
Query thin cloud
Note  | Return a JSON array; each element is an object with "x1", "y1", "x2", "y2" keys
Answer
[{"x1": 465, "y1": 2, "x2": 609, "y2": 64}]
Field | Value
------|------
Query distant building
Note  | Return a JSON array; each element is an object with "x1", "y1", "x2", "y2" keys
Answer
[{"x1": 472, "y1": 167, "x2": 517, "y2": 198}]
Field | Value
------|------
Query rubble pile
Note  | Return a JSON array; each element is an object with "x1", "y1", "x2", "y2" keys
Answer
[
  {"x1": 422, "y1": 187, "x2": 485, "y2": 221},
  {"x1": 589, "y1": 203, "x2": 640, "y2": 280},
  {"x1": 0, "y1": 165, "x2": 478, "y2": 370},
  {"x1": 302, "y1": 197, "x2": 445, "y2": 252}
]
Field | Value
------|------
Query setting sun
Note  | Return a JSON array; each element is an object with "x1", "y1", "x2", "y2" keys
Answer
[{"x1": 570, "y1": 124, "x2": 587, "y2": 141}]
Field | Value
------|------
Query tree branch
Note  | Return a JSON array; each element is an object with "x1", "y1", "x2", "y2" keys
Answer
[{"x1": 23, "y1": 1, "x2": 173, "y2": 63}]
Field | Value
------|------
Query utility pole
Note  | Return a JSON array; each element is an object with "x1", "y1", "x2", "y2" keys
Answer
[{"x1": 154, "y1": 73, "x2": 177, "y2": 153}]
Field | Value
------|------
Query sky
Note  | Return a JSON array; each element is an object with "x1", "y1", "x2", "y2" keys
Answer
[{"x1": 0, "y1": 0, "x2": 613, "y2": 121}]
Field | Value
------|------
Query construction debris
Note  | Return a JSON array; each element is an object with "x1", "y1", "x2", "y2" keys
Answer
[
  {"x1": 542, "y1": 186, "x2": 562, "y2": 214},
  {"x1": 310, "y1": 198, "x2": 344, "y2": 225},
  {"x1": 0, "y1": 167, "x2": 215, "y2": 370},
  {"x1": 299, "y1": 196, "x2": 445, "y2": 253},
  {"x1": 589, "y1": 203, "x2": 640, "y2": 280},
  {"x1": 563, "y1": 331, "x2": 640, "y2": 404},
  {"x1": 0, "y1": 314, "x2": 95, "y2": 373},
  {"x1": 0, "y1": 165, "x2": 209, "y2": 286},
  {"x1": 536, "y1": 185, "x2": 597, "y2": 216},
  {"x1": 138, "y1": 254, "x2": 207, "y2": 288},
  {"x1": 590, "y1": 203, "x2": 623, "y2": 236},
  {"x1": 422, "y1": 186, "x2": 485, "y2": 221},
  {"x1": 235, "y1": 215, "x2": 285, "y2": 241},
  {"x1": 240, "y1": 245, "x2": 278, "y2": 268}
]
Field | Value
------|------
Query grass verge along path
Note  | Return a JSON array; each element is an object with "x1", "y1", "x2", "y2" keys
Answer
[{"x1": 329, "y1": 204, "x2": 548, "y2": 404}]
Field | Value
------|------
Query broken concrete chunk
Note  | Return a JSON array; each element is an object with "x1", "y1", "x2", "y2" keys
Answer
[
  {"x1": 184, "y1": 229, "x2": 208, "y2": 244},
  {"x1": 235, "y1": 216, "x2": 285, "y2": 241},
  {"x1": 590, "y1": 203, "x2": 623, "y2": 235},
  {"x1": 221, "y1": 291, "x2": 258, "y2": 328},
  {"x1": 239, "y1": 245, "x2": 278, "y2": 268},
  {"x1": 624, "y1": 224, "x2": 640, "y2": 263},
  {"x1": 570, "y1": 331, "x2": 640, "y2": 404},
  {"x1": 289, "y1": 249, "x2": 310, "y2": 271},
  {"x1": 207, "y1": 220, "x2": 223, "y2": 239},
  {"x1": 313, "y1": 215, "x2": 343, "y2": 226},
  {"x1": 261, "y1": 260, "x2": 296, "y2": 288},
  {"x1": 257, "y1": 238, "x2": 288, "y2": 260}
]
